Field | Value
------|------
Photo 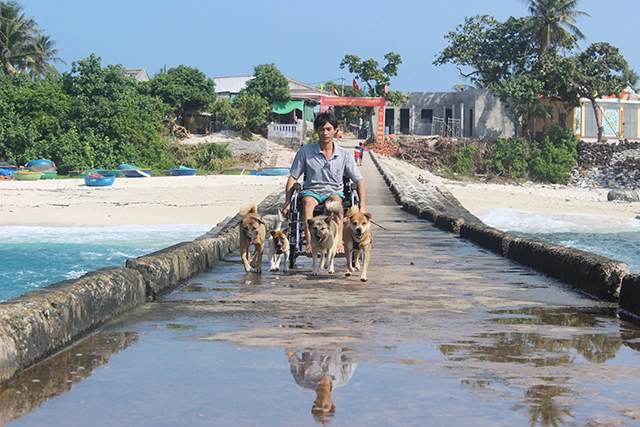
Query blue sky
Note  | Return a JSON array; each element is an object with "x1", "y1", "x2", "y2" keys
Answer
[{"x1": 18, "y1": 0, "x2": 640, "y2": 92}]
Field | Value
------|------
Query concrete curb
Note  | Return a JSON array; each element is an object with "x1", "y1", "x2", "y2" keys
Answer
[
  {"x1": 0, "y1": 190, "x2": 285, "y2": 384},
  {"x1": 370, "y1": 151, "x2": 631, "y2": 306}
]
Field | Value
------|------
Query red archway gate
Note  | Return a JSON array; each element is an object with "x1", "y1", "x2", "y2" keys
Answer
[{"x1": 320, "y1": 96, "x2": 386, "y2": 142}]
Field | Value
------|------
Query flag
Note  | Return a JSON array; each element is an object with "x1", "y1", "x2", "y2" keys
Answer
[{"x1": 352, "y1": 79, "x2": 359, "y2": 91}]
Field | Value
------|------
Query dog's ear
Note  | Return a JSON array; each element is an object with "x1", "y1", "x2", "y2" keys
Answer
[
  {"x1": 270, "y1": 230, "x2": 276, "y2": 236},
  {"x1": 256, "y1": 217, "x2": 265, "y2": 225},
  {"x1": 282, "y1": 228, "x2": 288, "y2": 233},
  {"x1": 307, "y1": 218, "x2": 314, "y2": 227},
  {"x1": 324, "y1": 216, "x2": 332, "y2": 224},
  {"x1": 364, "y1": 212, "x2": 372, "y2": 219}
]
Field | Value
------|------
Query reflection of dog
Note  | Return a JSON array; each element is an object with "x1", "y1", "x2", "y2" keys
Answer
[
  {"x1": 239, "y1": 202, "x2": 266, "y2": 273},
  {"x1": 268, "y1": 211, "x2": 289, "y2": 271},
  {"x1": 343, "y1": 205, "x2": 372, "y2": 282},
  {"x1": 307, "y1": 200, "x2": 342, "y2": 275}
]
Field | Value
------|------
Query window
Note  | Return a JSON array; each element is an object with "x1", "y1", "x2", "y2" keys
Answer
[{"x1": 421, "y1": 109, "x2": 433, "y2": 121}]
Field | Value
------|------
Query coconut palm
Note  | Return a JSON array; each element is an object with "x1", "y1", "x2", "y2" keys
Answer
[
  {"x1": 520, "y1": 0, "x2": 590, "y2": 55},
  {"x1": 0, "y1": 1, "x2": 62, "y2": 77}
]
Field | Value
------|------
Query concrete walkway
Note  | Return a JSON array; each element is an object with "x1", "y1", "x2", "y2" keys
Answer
[{"x1": 3, "y1": 141, "x2": 640, "y2": 426}]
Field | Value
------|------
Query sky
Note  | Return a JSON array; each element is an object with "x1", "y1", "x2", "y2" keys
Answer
[{"x1": 17, "y1": 0, "x2": 640, "y2": 93}]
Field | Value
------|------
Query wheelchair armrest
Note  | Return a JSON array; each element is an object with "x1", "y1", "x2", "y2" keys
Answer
[{"x1": 293, "y1": 182, "x2": 302, "y2": 191}]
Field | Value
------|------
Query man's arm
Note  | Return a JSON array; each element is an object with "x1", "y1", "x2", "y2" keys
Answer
[
  {"x1": 355, "y1": 178, "x2": 366, "y2": 213},
  {"x1": 282, "y1": 174, "x2": 298, "y2": 216}
]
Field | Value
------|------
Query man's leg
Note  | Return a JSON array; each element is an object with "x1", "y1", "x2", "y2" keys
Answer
[
  {"x1": 302, "y1": 196, "x2": 319, "y2": 254},
  {"x1": 326, "y1": 194, "x2": 345, "y2": 254}
]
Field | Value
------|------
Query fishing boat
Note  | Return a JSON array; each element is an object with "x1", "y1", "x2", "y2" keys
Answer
[
  {"x1": 259, "y1": 167, "x2": 290, "y2": 176},
  {"x1": 95, "y1": 168, "x2": 124, "y2": 177},
  {"x1": 26, "y1": 159, "x2": 55, "y2": 169},
  {"x1": 13, "y1": 171, "x2": 42, "y2": 181},
  {"x1": 169, "y1": 166, "x2": 197, "y2": 176},
  {"x1": 122, "y1": 168, "x2": 151, "y2": 178},
  {"x1": 84, "y1": 173, "x2": 115, "y2": 187},
  {"x1": 40, "y1": 171, "x2": 58, "y2": 179}
]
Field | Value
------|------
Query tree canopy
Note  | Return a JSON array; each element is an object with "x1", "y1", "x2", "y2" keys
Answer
[
  {"x1": 339, "y1": 52, "x2": 408, "y2": 106},
  {"x1": 0, "y1": 1, "x2": 64, "y2": 77}
]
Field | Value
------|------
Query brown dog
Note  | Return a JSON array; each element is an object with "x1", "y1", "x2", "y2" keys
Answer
[
  {"x1": 239, "y1": 202, "x2": 266, "y2": 273},
  {"x1": 307, "y1": 200, "x2": 342, "y2": 275},
  {"x1": 268, "y1": 211, "x2": 289, "y2": 271},
  {"x1": 343, "y1": 205, "x2": 372, "y2": 282}
]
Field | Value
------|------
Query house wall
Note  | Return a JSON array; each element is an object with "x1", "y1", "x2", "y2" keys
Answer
[{"x1": 385, "y1": 89, "x2": 515, "y2": 140}]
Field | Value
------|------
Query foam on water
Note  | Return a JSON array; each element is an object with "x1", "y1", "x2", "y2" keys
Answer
[
  {"x1": 0, "y1": 224, "x2": 214, "y2": 302},
  {"x1": 480, "y1": 209, "x2": 640, "y2": 273}
]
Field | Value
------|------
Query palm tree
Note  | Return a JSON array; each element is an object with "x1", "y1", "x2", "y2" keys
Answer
[
  {"x1": 0, "y1": 1, "x2": 63, "y2": 77},
  {"x1": 520, "y1": 0, "x2": 590, "y2": 55},
  {"x1": 26, "y1": 34, "x2": 66, "y2": 79}
]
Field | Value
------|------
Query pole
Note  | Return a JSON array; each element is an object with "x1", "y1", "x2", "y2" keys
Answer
[{"x1": 341, "y1": 77, "x2": 345, "y2": 97}]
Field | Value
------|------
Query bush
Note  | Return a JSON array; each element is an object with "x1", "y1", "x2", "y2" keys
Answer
[
  {"x1": 485, "y1": 137, "x2": 530, "y2": 180},
  {"x1": 446, "y1": 144, "x2": 480, "y2": 176},
  {"x1": 529, "y1": 125, "x2": 579, "y2": 183}
]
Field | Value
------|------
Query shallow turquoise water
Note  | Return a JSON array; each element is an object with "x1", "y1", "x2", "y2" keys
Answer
[
  {"x1": 0, "y1": 224, "x2": 214, "y2": 301},
  {"x1": 480, "y1": 209, "x2": 640, "y2": 274}
]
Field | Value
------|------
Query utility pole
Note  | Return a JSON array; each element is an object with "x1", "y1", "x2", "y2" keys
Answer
[{"x1": 341, "y1": 77, "x2": 345, "y2": 96}]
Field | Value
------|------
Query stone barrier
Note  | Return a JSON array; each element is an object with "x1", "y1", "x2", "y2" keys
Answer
[
  {"x1": 0, "y1": 267, "x2": 145, "y2": 383},
  {"x1": 0, "y1": 191, "x2": 284, "y2": 384},
  {"x1": 371, "y1": 151, "x2": 631, "y2": 305},
  {"x1": 620, "y1": 274, "x2": 640, "y2": 319}
]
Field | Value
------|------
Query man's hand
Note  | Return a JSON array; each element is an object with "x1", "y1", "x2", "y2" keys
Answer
[{"x1": 282, "y1": 203, "x2": 290, "y2": 217}]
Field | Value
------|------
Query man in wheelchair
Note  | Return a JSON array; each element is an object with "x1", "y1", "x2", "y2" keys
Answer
[{"x1": 282, "y1": 112, "x2": 367, "y2": 256}]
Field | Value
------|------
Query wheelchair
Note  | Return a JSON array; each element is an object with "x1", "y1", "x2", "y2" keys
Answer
[{"x1": 287, "y1": 177, "x2": 360, "y2": 270}]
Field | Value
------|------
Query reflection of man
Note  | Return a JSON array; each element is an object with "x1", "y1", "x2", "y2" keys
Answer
[
  {"x1": 282, "y1": 112, "x2": 367, "y2": 255},
  {"x1": 286, "y1": 348, "x2": 357, "y2": 422}
]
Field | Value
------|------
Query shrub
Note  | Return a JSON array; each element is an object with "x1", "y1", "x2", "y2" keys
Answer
[
  {"x1": 446, "y1": 144, "x2": 481, "y2": 176},
  {"x1": 529, "y1": 124, "x2": 579, "y2": 183},
  {"x1": 485, "y1": 137, "x2": 530, "y2": 180}
]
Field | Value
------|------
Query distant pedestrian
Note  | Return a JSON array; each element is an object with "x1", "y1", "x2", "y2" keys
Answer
[{"x1": 356, "y1": 142, "x2": 365, "y2": 166}]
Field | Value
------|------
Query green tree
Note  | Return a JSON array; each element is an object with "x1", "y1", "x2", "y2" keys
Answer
[
  {"x1": 559, "y1": 42, "x2": 633, "y2": 142},
  {"x1": 520, "y1": 0, "x2": 590, "y2": 55},
  {"x1": 434, "y1": 15, "x2": 537, "y2": 89},
  {"x1": 141, "y1": 64, "x2": 216, "y2": 119},
  {"x1": 339, "y1": 52, "x2": 408, "y2": 106},
  {"x1": 243, "y1": 63, "x2": 290, "y2": 105},
  {"x1": 0, "y1": 2, "x2": 63, "y2": 77}
]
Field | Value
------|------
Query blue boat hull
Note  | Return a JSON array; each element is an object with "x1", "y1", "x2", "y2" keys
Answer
[
  {"x1": 170, "y1": 168, "x2": 196, "y2": 176},
  {"x1": 84, "y1": 174, "x2": 115, "y2": 187}
]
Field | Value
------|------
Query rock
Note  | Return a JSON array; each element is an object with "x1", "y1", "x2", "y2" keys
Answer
[{"x1": 607, "y1": 189, "x2": 640, "y2": 202}]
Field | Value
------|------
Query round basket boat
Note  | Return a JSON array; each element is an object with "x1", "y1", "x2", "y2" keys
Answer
[
  {"x1": 84, "y1": 174, "x2": 115, "y2": 187},
  {"x1": 259, "y1": 167, "x2": 290, "y2": 176},
  {"x1": 13, "y1": 171, "x2": 42, "y2": 181}
]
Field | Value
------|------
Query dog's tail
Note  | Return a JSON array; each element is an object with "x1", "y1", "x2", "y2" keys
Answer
[
  {"x1": 239, "y1": 202, "x2": 258, "y2": 216},
  {"x1": 274, "y1": 209, "x2": 285, "y2": 230},
  {"x1": 324, "y1": 200, "x2": 342, "y2": 218}
]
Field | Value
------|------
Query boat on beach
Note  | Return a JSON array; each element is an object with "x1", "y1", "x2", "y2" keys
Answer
[
  {"x1": 122, "y1": 168, "x2": 151, "y2": 178},
  {"x1": 13, "y1": 171, "x2": 42, "y2": 181},
  {"x1": 169, "y1": 166, "x2": 197, "y2": 176},
  {"x1": 84, "y1": 173, "x2": 115, "y2": 187},
  {"x1": 40, "y1": 171, "x2": 58, "y2": 179},
  {"x1": 259, "y1": 167, "x2": 289, "y2": 176}
]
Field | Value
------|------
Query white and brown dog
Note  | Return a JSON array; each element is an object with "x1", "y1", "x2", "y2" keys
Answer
[
  {"x1": 343, "y1": 205, "x2": 373, "y2": 282},
  {"x1": 239, "y1": 202, "x2": 266, "y2": 273},
  {"x1": 307, "y1": 200, "x2": 342, "y2": 275},
  {"x1": 268, "y1": 211, "x2": 289, "y2": 271}
]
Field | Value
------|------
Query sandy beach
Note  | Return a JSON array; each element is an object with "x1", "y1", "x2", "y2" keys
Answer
[{"x1": 1, "y1": 141, "x2": 639, "y2": 228}]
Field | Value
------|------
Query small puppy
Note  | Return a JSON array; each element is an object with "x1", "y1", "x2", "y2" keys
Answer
[
  {"x1": 268, "y1": 211, "x2": 289, "y2": 271},
  {"x1": 343, "y1": 205, "x2": 373, "y2": 282},
  {"x1": 307, "y1": 200, "x2": 342, "y2": 275},
  {"x1": 239, "y1": 202, "x2": 266, "y2": 273}
]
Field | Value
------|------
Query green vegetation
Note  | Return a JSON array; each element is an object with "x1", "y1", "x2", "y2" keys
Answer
[
  {"x1": 434, "y1": 0, "x2": 633, "y2": 142},
  {"x1": 446, "y1": 124, "x2": 580, "y2": 184}
]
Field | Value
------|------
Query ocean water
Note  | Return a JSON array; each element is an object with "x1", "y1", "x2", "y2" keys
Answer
[
  {"x1": 480, "y1": 209, "x2": 640, "y2": 274},
  {"x1": 0, "y1": 224, "x2": 214, "y2": 302}
]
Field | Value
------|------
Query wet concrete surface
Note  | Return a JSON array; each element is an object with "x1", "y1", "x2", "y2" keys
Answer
[{"x1": 3, "y1": 150, "x2": 640, "y2": 426}]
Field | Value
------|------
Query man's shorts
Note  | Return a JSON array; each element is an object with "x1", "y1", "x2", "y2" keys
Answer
[{"x1": 299, "y1": 190, "x2": 345, "y2": 204}]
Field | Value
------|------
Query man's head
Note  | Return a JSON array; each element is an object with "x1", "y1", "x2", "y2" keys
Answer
[{"x1": 314, "y1": 112, "x2": 338, "y2": 145}]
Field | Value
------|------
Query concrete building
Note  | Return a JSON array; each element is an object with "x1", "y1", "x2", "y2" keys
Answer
[
  {"x1": 123, "y1": 68, "x2": 150, "y2": 82},
  {"x1": 384, "y1": 89, "x2": 515, "y2": 140}
]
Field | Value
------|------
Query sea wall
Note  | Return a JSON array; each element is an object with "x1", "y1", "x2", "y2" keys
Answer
[
  {"x1": 370, "y1": 152, "x2": 633, "y2": 306},
  {"x1": 0, "y1": 192, "x2": 284, "y2": 385}
]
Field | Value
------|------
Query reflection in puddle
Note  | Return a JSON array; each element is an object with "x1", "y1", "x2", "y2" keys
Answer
[
  {"x1": 286, "y1": 347, "x2": 357, "y2": 423},
  {"x1": 0, "y1": 332, "x2": 137, "y2": 425}
]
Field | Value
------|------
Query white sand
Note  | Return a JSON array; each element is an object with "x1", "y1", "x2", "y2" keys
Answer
[{"x1": 2, "y1": 140, "x2": 638, "y2": 228}]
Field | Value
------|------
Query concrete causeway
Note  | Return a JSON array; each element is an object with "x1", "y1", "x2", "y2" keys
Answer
[{"x1": 2, "y1": 143, "x2": 640, "y2": 426}]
